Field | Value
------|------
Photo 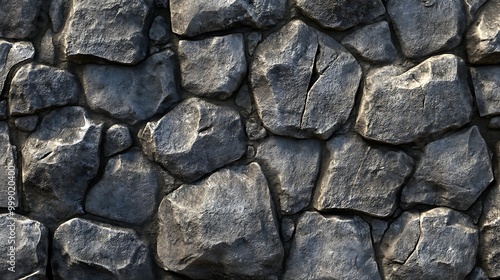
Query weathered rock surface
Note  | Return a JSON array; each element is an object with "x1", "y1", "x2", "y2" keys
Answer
[
  {"x1": 9, "y1": 63, "x2": 81, "y2": 115},
  {"x1": 295, "y1": 0, "x2": 385, "y2": 31},
  {"x1": 468, "y1": 267, "x2": 490, "y2": 280},
  {"x1": 52, "y1": 218, "x2": 154, "y2": 279},
  {"x1": 313, "y1": 134, "x2": 413, "y2": 217},
  {"x1": 103, "y1": 124, "x2": 132, "y2": 157},
  {"x1": 471, "y1": 66, "x2": 500, "y2": 116},
  {"x1": 62, "y1": 0, "x2": 151, "y2": 64},
  {"x1": 251, "y1": 20, "x2": 362, "y2": 139},
  {"x1": 466, "y1": 0, "x2": 500, "y2": 64},
  {"x1": 14, "y1": 115, "x2": 38, "y2": 132},
  {"x1": 479, "y1": 183, "x2": 500, "y2": 277},
  {"x1": 0, "y1": 123, "x2": 17, "y2": 208},
  {"x1": 39, "y1": 29, "x2": 56, "y2": 65},
  {"x1": 356, "y1": 54, "x2": 473, "y2": 144},
  {"x1": 465, "y1": 0, "x2": 488, "y2": 25},
  {"x1": 83, "y1": 50, "x2": 178, "y2": 124},
  {"x1": 401, "y1": 127, "x2": 493, "y2": 210},
  {"x1": 0, "y1": 0, "x2": 43, "y2": 39},
  {"x1": 281, "y1": 217, "x2": 295, "y2": 242},
  {"x1": 0, "y1": 214, "x2": 48, "y2": 279},
  {"x1": 179, "y1": 34, "x2": 246, "y2": 99},
  {"x1": 0, "y1": 40, "x2": 35, "y2": 96},
  {"x1": 22, "y1": 107, "x2": 102, "y2": 225},
  {"x1": 387, "y1": 0, "x2": 465, "y2": 58},
  {"x1": 380, "y1": 208, "x2": 478, "y2": 279},
  {"x1": 149, "y1": 16, "x2": 170, "y2": 45},
  {"x1": 139, "y1": 98, "x2": 246, "y2": 182},
  {"x1": 489, "y1": 117, "x2": 500, "y2": 129},
  {"x1": 170, "y1": 0, "x2": 286, "y2": 36},
  {"x1": 49, "y1": 0, "x2": 67, "y2": 33},
  {"x1": 284, "y1": 211, "x2": 380, "y2": 279},
  {"x1": 255, "y1": 136, "x2": 321, "y2": 215},
  {"x1": 157, "y1": 163, "x2": 284, "y2": 279}
]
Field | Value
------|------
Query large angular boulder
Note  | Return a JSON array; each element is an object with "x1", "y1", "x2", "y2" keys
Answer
[
  {"x1": 0, "y1": 40, "x2": 35, "y2": 96},
  {"x1": 479, "y1": 183, "x2": 500, "y2": 277},
  {"x1": 471, "y1": 66, "x2": 500, "y2": 116},
  {"x1": 466, "y1": 0, "x2": 500, "y2": 64},
  {"x1": 0, "y1": 123, "x2": 17, "y2": 208},
  {"x1": 0, "y1": 0, "x2": 43, "y2": 39}
]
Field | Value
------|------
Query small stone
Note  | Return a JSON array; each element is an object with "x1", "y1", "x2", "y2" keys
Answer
[
  {"x1": 49, "y1": 0, "x2": 66, "y2": 33},
  {"x1": 467, "y1": 267, "x2": 490, "y2": 280},
  {"x1": 179, "y1": 34, "x2": 247, "y2": 99},
  {"x1": 39, "y1": 29, "x2": 55, "y2": 65},
  {"x1": 246, "y1": 115, "x2": 267, "y2": 141},
  {"x1": 479, "y1": 183, "x2": 500, "y2": 277},
  {"x1": 489, "y1": 117, "x2": 500, "y2": 129},
  {"x1": 471, "y1": 66, "x2": 500, "y2": 116},
  {"x1": 284, "y1": 212, "x2": 381, "y2": 279},
  {"x1": 52, "y1": 218, "x2": 154, "y2": 279},
  {"x1": 401, "y1": 126, "x2": 493, "y2": 210},
  {"x1": 14, "y1": 115, "x2": 38, "y2": 132},
  {"x1": 0, "y1": 40, "x2": 35, "y2": 96},
  {"x1": 281, "y1": 217, "x2": 295, "y2": 242},
  {"x1": 103, "y1": 124, "x2": 133, "y2": 157},
  {"x1": 235, "y1": 84, "x2": 252, "y2": 114},
  {"x1": 9, "y1": 63, "x2": 81, "y2": 116},
  {"x1": 371, "y1": 219, "x2": 388, "y2": 246},
  {"x1": 149, "y1": 16, "x2": 170, "y2": 45},
  {"x1": 466, "y1": 0, "x2": 500, "y2": 64},
  {"x1": 246, "y1": 32, "x2": 262, "y2": 56},
  {"x1": 0, "y1": 123, "x2": 18, "y2": 208},
  {"x1": 139, "y1": 98, "x2": 246, "y2": 182},
  {"x1": 0, "y1": 0, "x2": 43, "y2": 39}
]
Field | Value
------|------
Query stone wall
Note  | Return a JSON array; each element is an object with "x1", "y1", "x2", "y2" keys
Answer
[{"x1": 0, "y1": 0, "x2": 499, "y2": 279}]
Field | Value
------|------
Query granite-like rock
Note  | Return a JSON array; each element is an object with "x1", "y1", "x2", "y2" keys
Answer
[
  {"x1": 356, "y1": 54, "x2": 473, "y2": 145},
  {"x1": 62, "y1": 0, "x2": 151, "y2": 64},
  {"x1": 466, "y1": 0, "x2": 500, "y2": 64},
  {"x1": 149, "y1": 16, "x2": 170, "y2": 45},
  {"x1": 52, "y1": 218, "x2": 154, "y2": 279},
  {"x1": 139, "y1": 98, "x2": 246, "y2": 182},
  {"x1": 245, "y1": 115, "x2": 268, "y2": 141},
  {"x1": 255, "y1": 136, "x2": 321, "y2": 214},
  {"x1": 401, "y1": 126, "x2": 493, "y2": 210},
  {"x1": 0, "y1": 214, "x2": 48, "y2": 279},
  {"x1": 479, "y1": 184, "x2": 500, "y2": 277},
  {"x1": 471, "y1": 66, "x2": 500, "y2": 116},
  {"x1": 14, "y1": 115, "x2": 38, "y2": 132},
  {"x1": 9, "y1": 63, "x2": 81, "y2": 116},
  {"x1": 157, "y1": 163, "x2": 284, "y2": 279},
  {"x1": 170, "y1": 0, "x2": 286, "y2": 36},
  {"x1": 0, "y1": 0, "x2": 43, "y2": 39},
  {"x1": 0, "y1": 40, "x2": 35, "y2": 96},
  {"x1": 83, "y1": 50, "x2": 179, "y2": 124},
  {"x1": 313, "y1": 134, "x2": 414, "y2": 217},
  {"x1": 284, "y1": 211, "x2": 381, "y2": 279},
  {"x1": 251, "y1": 20, "x2": 362, "y2": 139},
  {"x1": 103, "y1": 124, "x2": 132, "y2": 157},
  {"x1": 0, "y1": 123, "x2": 17, "y2": 208},
  {"x1": 22, "y1": 107, "x2": 102, "y2": 225},
  {"x1": 387, "y1": 0, "x2": 465, "y2": 58},
  {"x1": 179, "y1": 34, "x2": 246, "y2": 99},
  {"x1": 380, "y1": 208, "x2": 478, "y2": 279},
  {"x1": 295, "y1": 0, "x2": 385, "y2": 31}
]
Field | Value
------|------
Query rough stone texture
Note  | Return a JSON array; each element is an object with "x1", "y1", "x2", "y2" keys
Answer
[
  {"x1": 49, "y1": 0, "x2": 66, "y2": 33},
  {"x1": 465, "y1": 0, "x2": 488, "y2": 25},
  {"x1": 22, "y1": 107, "x2": 102, "y2": 225},
  {"x1": 479, "y1": 183, "x2": 500, "y2": 277},
  {"x1": 170, "y1": 0, "x2": 286, "y2": 36},
  {"x1": 255, "y1": 136, "x2": 321, "y2": 215},
  {"x1": 0, "y1": 40, "x2": 35, "y2": 96},
  {"x1": 52, "y1": 218, "x2": 154, "y2": 279},
  {"x1": 14, "y1": 115, "x2": 38, "y2": 132},
  {"x1": 62, "y1": 0, "x2": 151, "y2": 64},
  {"x1": 0, "y1": 214, "x2": 48, "y2": 280},
  {"x1": 157, "y1": 163, "x2": 284, "y2": 279},
  {"x1": 179, "y1": 34, "x2": 246, "y2": 99},
  {"x1": 489, "y1": 117, "x2": 500, "y2": 129},
  {"x1": 83, "y1": 50, "x2": 178, "y2": 124},
  {"x1": 313, "y1": 134, "x2": 414, "y2": 217},
  {"x1": 401, "y1": 126, "x2": 493, "y2": 210},
  {"x1": 149, "y1": 16, "x2": 170, "y2": 45},
  {"x1": 380, "y1": 208, "x2": 478, "y2": 279},
  {"x1": 0, "y1": 123, "x2": 18, "y2": 207},
  {"x1": 281, "y1": 217, "x2": 295, "y2": 242},
  {"x1": 295, "y1": 0, "x2": 386, "y2": 31},
  {"x1": 466, "y1": 0, "x2": 500, "y2": 64},
  {"x1": 471, "y1": 66, "x2": 500, "y2": 116},
  {"x1": 0, "y1": 0, "x2": 43, "y2": 39},
  {"x1": 251, "y1": 20, "x2": 362, "y2": 139},
  {"x1": 356, "y1": 54, "x2": 473, "y2": 145},
  {"x1": 468, "y1": 267, "x2": 490, "y2": 280},
  {"x1": 246, "y1": 32, "x2": 262, "y2": 56},
  {"x1": 139, "y1": 98, "x2": 246, "y2": 182},
  {"x1": 284, "y1": 211, "x2": 381, "y2": 279},
  {"x1": 387, "y1": 0, "x2": 465, "y2": 58},
  {"x1": 103, "y1": 124, "x2": 133, "y2": 157},
  {"x1": 9, "y1": 63, "x2": 81, "y2": 116},
  {"x1": 39, "y1": 29, "x2": 56, "y2": 65}
]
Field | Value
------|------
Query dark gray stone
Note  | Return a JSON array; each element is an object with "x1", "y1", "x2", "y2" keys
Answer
[
  {"x1": 0, "y1": 101, "x2": 6, "y2": 119},
  {"x1": 149, "y1": 16, "x2": 170, "y2": 45},
  {"x1": 467, "y1": 267, "x2": 490, "y2": 280},
  {"x1": 466, "y1": 0, "x2": 500, "y2": 64},
  {"x1": 471, "y1": 66, "x2": 500, "y2": 116},
  {"x1": 281, "y1": 217, "x2": 295, "y2": 242},
  {"x1": 371, "y1": 219, "x2": 388, "y2": 246},
  {"x1": 235, "y1": 85, "x2": 252, "y2": 114},
  {"x1": 14, "y1": 115, "x2": 38, "y2": 132},
  {"x1": 103, "y1": 124, "x2": 133, "y2": 157},
  {"x1": 0, "y1": 123, "x2": 18, "y2": 208},
  {"x1": 465, "y1": 0, "x2": 488, "y2": 25},
  {"x1": 0, "y1": 0, "x2": 43, "y2": 39},
  {"x1": 155, "y1": 0, "x2": 168, "y2": 8},
  {"x1": 246, "y1": 32, "x2": 262, "y2": 56},
  {"x1": 0, "y1": 40, "x2": 35, "y2": 96},
  {"x1": 245, "y1": 115, "x2": 267, "y2": 141},
  {"x1": 489, "y1": 117, "x2": 500, "y2": 129},
  {"x1": 49, "y1": 0, "x2": 66, "y2": 33},
  {"x1": 479, "y1": 183, "x2": 500, "y2": 277}
]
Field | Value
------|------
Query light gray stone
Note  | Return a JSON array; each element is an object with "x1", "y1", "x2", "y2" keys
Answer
[
  {"x1": 0, "y1": 123, "x2": 18, "y2": 208},
  {"x1": 380, "y1": 208, "x2": 478, "y2": 279},
  {"x1": 0, "y1": 40, "x2": 35, "y2": 97},
  {"x1": 170, "y1": 0, "x2": 286, "y2": 36},
  {"x1": 14, "y1": 115, "x2": 38, "y2": 132},
  {"x1": 313, "y1": 134, "x2": 414, "y2": 217},
  {"x1": 401, "y1": 126, "x2": 493, "y2": 210},
  {"x1": 251, "y1": 20, "x2": 362, "y2": 139},
  {"x1": 83, "y1": 50, "x2": 179, "y2": 124},
  {"x1": 39, "y1": 29, "x2": 55, "y2": 65},
  {"x1": 52, "y1": 218, "x2": 154, "y2": 279},
  {"x1": 9, "y1": 63, "x2": 81, "y2": 116},
  {"x1": 157, "y1": 163, "x2": 284, "y2": 279},
  {"x1": 179, "y1": 34, "x2": 246, "y2": 99},
  {"x1": 479, "y1": 183, "x2": 500, "y2": 277},
  {"x1": 62, "y1": 0, "x2": 151, "y2": 64},
  {"x1": 356, "y1": 54, "x2": 473, "y2": 145},
  {"x1": 22, "y1": 107, "x2": 102, "y2": 225},
  {"x1": 284, "y1": 211, "x2": 381, "y2": 279},
  {"x1": 471, "y1": 66, "x2": 500, "y2": 116},
  {"x1": 0, "y1": 0, "x2": 43, "y2": 39},
  {"x1": 245, "y1": 115, "x2": 268, "y2": 141},
  {"x1": 103, "y1": 124, "x2": 132, "y2": 157},
  {"x1": 466, "y1": 0, "x2": 500, "y2": 64},
  {"x1": 255, "y1": 136, "x2": 321, "y2": 215},
  {"x1": 139, "y1": 98, "x2": 246, "y2": 182},
  {"x1": 149, "y1": 16, "x2": 170, "y2": 45}
]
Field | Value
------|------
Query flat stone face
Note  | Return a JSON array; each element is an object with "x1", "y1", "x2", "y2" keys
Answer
[
  {"x1": 52, "y1": 218, "x2": 154, "y2": 279},
  {"x1": 401, "y1": 126, "x2": 493, "y2": 210},
  {"x1": 62, "y1": 0, "x2": 151, "y2": 64},
  {"x1": 0, "y1": 40, "x2": 35, "y2": 97},
  {"x1": 22, "y1": 107, "x2": 102, "y2": 225},
  {"x1": 466, "y1": 0, "x2": 500, "y2": 64},
  {"x1": 356, "y1": 54, "x2": 473, "y2": 145},
  {"x1": 157, "y1": 163, "x2": 284, "y2": 279},
  {"x1": 295, "y1": 0, "x2": 385, "y2": 31},
  {"x1": 471, "y1": 66, "x2": 500, "y2": 116},
  {"x1": 284, "y1": 212, "x2": 381, "y2": 280},
  {"x1": 0, "y1": 0, "x2": 43, "y2": 39},
  {"x1": 480, "y1": 183, "x2": 500, "y2": 277},
  {"x1": 9, "y1": 63, "x2": 81, "y2": 116},
  {"x1": 387, "y1": 0, "x2": 465, "y2": 58},
  {"x1": 170, "y1": 0, "x2": 286, "y2": 36},
  {"x1": 380, "y1": 208, "x2": 478, "y2": 279},
  {"x1": 0, "y1": 214, "x2": 48, "y2": 280},
  {"x1": 255, "y1": 136, "x2": 321, "y2": 215},
  {"x1": 313, "y1": 133, "x2": 414, "y2": 217},
  {"x1": 139, "y1": 98, "x2": 246, "y2": 182},
  {"x1": 103, "y1": 124, "x2": 132, "y2": 157},
  {"x1": 83, "y1": 50, "x2": 179, "y2": 125},
  {"x1": 251, "y1": 20, "x2": 362, "y2": 139},
  {"x1": 0, "y1": 123, "x2": 18, "y2": 208},
  {"x1": 179, "y1": 34, "x2": 247, "y2": 99}
]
